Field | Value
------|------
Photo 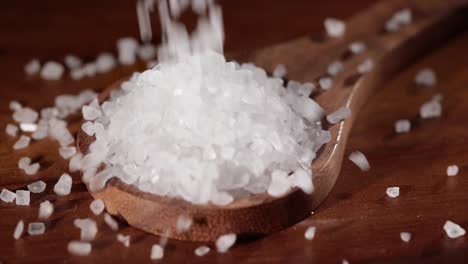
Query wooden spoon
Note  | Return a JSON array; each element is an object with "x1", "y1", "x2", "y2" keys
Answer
[{"x1": 77, "y1": 0, "x2": 468, "y2": 242}]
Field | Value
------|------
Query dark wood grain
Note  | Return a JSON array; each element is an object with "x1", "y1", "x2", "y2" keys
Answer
[{"x1": 1, "y1": 0, "x2": 468, "y2": 263}]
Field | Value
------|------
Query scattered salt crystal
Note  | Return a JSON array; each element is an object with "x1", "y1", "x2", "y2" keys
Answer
[
  {"x1": 74, "y1": 218, "x2": 98, "y2": 241},
  {"x1": 394, "y1": 8, "x2": 412, "y2": 25},
  {"x1": 289, "y1": 169, "x2": 313, "y2": 194},
  {"x1": 386, "y1": 187, "x2": 400, "y2": 198},
  {"x1": 40, "y1": 61, "x2": 64, "y2": 80},
  {"x1": 415, "y1": 68, "x2": 436, "y2": 87},
  {"x1": 24, "y1": 59, "x2": 41, "y2": 75},
  {"x1": 83, "y1": 63, "x2": 97, "y2": 77},
  {"x1": 0, "y1": 189, "x2": 16, "y2": 203},
  {"x1": 420, "y1": 98, "x2": 442, "y2": 119},
  {"x1": 68, "y1": 241, "x2": 92, "y2": 256},
  {"x1": 6, "y1": 124, "x2": 19, "y2": 137},
  {"x1": 348, "y1": 151, "x2": 370, "y2": 171},
  {"x1": 327, "y1": 61, "x2": 343, "y2": 76},
  {"x1": 64, "y1": 54, "x2": 82, "y2": 69},
  {"x1": 357, "y1": 59, "x2": 374, "y2": 74},
  {"x1": 18, "y1": 157, "x2": 31, "y2": 169},
  {"x1": 267, "y1": 170, "x2": 291, "y2": 197},
  {"x1": 70, "y1": 68, "x2": 86, "y2": 80},
  {"x1": 38, "y1": 200, "x2": 54, "y2": 219},
  {"x1": 400, "y1": 232, "x2": 412, "y2": 242},
  {"x1": 13, "y1": 107, "x2": 39, "y2": 123},
  {"x1": 304, "y1": 226, "x2": 316, "y2": 240},
  {"x1": 117, "y1": 234, "x2": 130, "y2": 247},
  {"x1": 28, "y1": 181, "x2": 46, "y2": 193},
  {"x1": 194, "y1": 245, "x2": 210, "y2": 256},
  {"x1": 385, "y1": 18, "x2": 400, "y2": 33},
  {"x1": 59, "y1": 146, "x2": 77, "y2": 159},
  {"x1": 117, "y1": 37, "x2": 139, "y2": 65},
  {"x1": 28, "y1": 222, "x2": 45, "y2": 235},
  {"x1": 319, "y1": 77, "x2": 333, "y2": 90},
  {"x1": 444, "y1": 220, "x2": 466, "y2": 239},
  {"x1": 9, "y1": 100, "x2": 22, "y2": 111},
  {"x1": 176, "y1": 215, "x2": 193, "y2": 233},
  {"x1": 273, "y1": 64, "x2": 287, "y2": 78},
  {"x1": 216, "y1": 233, "x2": 237, "y2": 253},
  {"x1": 395, "y1": 119, "x2": 411, "y2": 133},
  {"x1": 54, "y1": 173, "x2": 72, "y2": 196},
  {"x1": 13, "y1": 220, "x2": 24, "y2": 239},
  {"x1": 349, "y1": 41, "x2": 366, "y2": 54},
  {"x1": 327, "y1": 107, "x2": 351, "y2": 124},
  {"x1": 90, "y1": 199, "x2": 105, "y2": 215},
  {"x1": 151, "y1": 244, "x2": 164, "y2": 260},
  {"x1": 69, "y1": 153, "x2": 83, "y2": 172},
  {"x1": 324, "y1": 18, "x2": 346, "y2": 38},
  {"x1": 16, "y1": 190, "x2": 30, "y2": 206},
  {"x1": 104, "y1": 213, "x2": 119, "y2": 231},
  {"x1": 137, "y1": 44, "x2": 157, "y2": 61},
  {"x1": 20, "y1": 123, "x2": 38, "y2": 132},
  {"x1": 447, "y1": 165, "x2": 459, "y2": 177},
  {"x1": 13, "y1": 135, "x2": 31, "y2": 150},
  {"x1": 96, "y1": 53, "x2": 117, "y2": 73},
  {"x1": 24, "y1": 163, "x2": 40, "y2": 175}
]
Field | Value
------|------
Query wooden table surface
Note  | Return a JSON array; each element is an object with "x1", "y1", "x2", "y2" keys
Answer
[{"x1": 1, "y1": 0, "x2": 468, "y2": 263}]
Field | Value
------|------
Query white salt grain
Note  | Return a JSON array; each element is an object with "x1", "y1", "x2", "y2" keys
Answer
[
  {"x1": 13, "y1": 107, "x2": 38, "y2": 123},
  {"x1": 415, "y1": 68, "x2": 436, "y2": 87},
  {"x1": 400, "y1": 232, "x2": 412, "y2": 242},
  {"x1": 69, "y1": 153, "x2": 83, "y2": 172},
  {"x1": 349, "y1": 41, "x2": 366, "y2": 54},
  {"x1": 357, "y1": 59, "x2": 374, "y2": 74},
  {"x1": 6, "y1": 124, "x2": 19, "y2": 137},
  {"x1": 0, "y1": 189, "x2": 16, "y2": 203},
  {"x1": 348, "y1": 151, "x2": 370, "y2": 171},
  {"x1": 13, "y1": 220, "x2": 24, "y2": 239},
  {"x1": 420, "y1": 98, "x2": 442, "y2": 119},
  {"x1": 319, "y1": 77, "x2": 333, "y2": 90},
  {"x1": 444, "y1": 220, "x2": 466, "y2": 239},
  {"x1": 74, "y1": 218, "x2": 98, "y2": 241},
  {"x1": 28, "y1": 222, "x2": 45, "y2": 235},
  {"x1": 267, "y1": 170, "x2": 291, "y2": 197},
  {"x1": 117, "y1": 234, "x2": 131, "y2": 247},
  {"x1": 327, "y1": 107, "x2": 351, "y2": 124},
  {"x1": 9, "y1": 100, "x2": 22, "y2": 111},
  {"x1": 304, "y1": 226, "x2": 316, "y2": 240},
  {"x1": 96, "y1": 53, "x2": 117, "y2": 73},
  {"x1": 273, "y1": 64, "x2": 287, "y2": 78},
  {"x1": 16, "y1": 190, "x2": 30, "y2": 206},
  {"x1": 64, "y1": 54, "x2": 82, "y2": 69},
  {"x1": 194, "y1": 246, "x2": 211, "y2": 256},
  {"x1": 20, "y1": 123, "x2": 38, "y2": 132},
  {"x1": 83, "y1": 63, "x2": 97, "y2": 77},
  {"x1": 342, "y1": 259, "x2": 350, "y2": 264},
  {"x1": 24, "y1": 163, "x2": 40, "y2": 175},
  {"x1": 18, "y1": 157, "x2": 31, "y2": 169},
  {"x1": 90, "y1": 199, "x2": 105, "y2": 215},
  {"x1": 176, "y1": 215, "x2": 193, "y2": 233},
  {"x1": 324, "y1": 18, "x2": 346, "y2": 38},
  {"x1": 28, "y1": 181, "x2": 46, "y2": 193},
  {"x1": 59, "y1": 146, "x2": 77, "y2": 159},
  {"x1": 82, "y1": 104, "x2": 102, "y2": 121},
  {"x1": 447, "y1": 165, "x2": 459, "y2": 177},
  {"x1": 104, "y1": 213, "x2": 119, "y2": 231},
  {"x1": 137, "y1": 44, "x2": 157, "y2": 61},
  {"x1": 151, "y1": 244, "x2": 164, "y2": 260},
  {"x1": 40, "y1": 61, "x2": 64, "y2": 80},
  {"x1": 289, "y1": 169, "x2": 313, "y2": 194},
  {"x1": 327, "y1": 61, "x2": 343, "y2": 76},
  {"x1": 215, "y1": 233, "x2": 236, "y2": 253},
  {"x1": 38, "y1": 200, "x2": 54, "y2": 219},
  {"x1": 54, "y1": 173, "x2": 72, "y2": 196},
  {"x1": 395, "y1": 119, "x2": 411, "y2": 133},
  {"x1": 70, "y1": 68, "x2": 86, "y2": 80},
  {"x1": 25, "y1": 59, "x2": 41, "y2": 75},
  {"x1": 394, "y1": 8, "x2": 412, "y2": 25},
  {"x1": 13, "y1": 135, "x2": 31, "y2": 150},
  {"x1": 68, "y1": 241, "x2": 92, "y2": 256},
  {"x1": 386, "y1": 187, "x2": 400, "y2": 198},
  {"x1": 117, "y1": 37, "x2": 139, "y2": 65}
]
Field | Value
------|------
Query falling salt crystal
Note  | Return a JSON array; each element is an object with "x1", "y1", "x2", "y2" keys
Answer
[
  {"x1": 18, "y1": 157, "x2": 31, "y2": 169},
  {"x1": 83, "y1": 63, "x2": 97, "y2": 77},
  {"x1": 38, "y1": 200, "x2": 54, "y2": 219},
  {"x1": 216, "y1": 233, "x2": 237, "y2": 253},
  {"x1": 27, "y1": 181, "x2": 46, "y2": 193},
  {"x1": 117, "y1": 234, "x2": 131, "y2": 247},
  {"x1": 24, "y1": 163, "x2": 40, "y2": 175},
  {"x1": 394, "y1": 119, "x2": 411, "y2": 133},
  {"x1": 327, "y1": 107, "x2": 351, "y2": 124},
  {"x1": 304, "y1": 226, "x2": 316, "y2": 240},
  {"x1": 59, "y1": 146, "x2": 77, "y2": 159},
  {"x1": 54, "y1": 173, "x2": 72, "y2": 196},
  {"x1": 13, "y1": 135, "x2": 31, "y2": 150},
  {"x1": 20, "y1": 123, "x2": 38, "y2": 132},
  {"x1": 6, "y1": 124, "x2": 19, "y2": 137},
  {"x1": 319, "y1": 77, "x2": 333, "y2": 90},
  {"x1": 64, "y1": 54, "x2": 82, "y2": 69},
  {"x1": 267, "y1": 170, "x2": 291, "y2": 197},
  {"x1": 447, "y1": 165, "x2": 459, "y2": 177},
  {"x1": 90, "y1": 199, "x2": 105, "y2": 215},
  {"x1": 327, "y1": 61, "x2": 343, "y2": 76},
  {"x1": 70, "y1": 68, "x2": 86, "y2": 80},
  {"x1": 13, "y1": 220, "x2": 24, "y2": 239},
  {"x1": 357, "y1": 59, "x2": 374, "y2": 74},
  {"x1": 0, "y1": 189, "x2": 16, "y2": 203},
  {"x1": 394, "y1": 8, "x2": 412, "y2": 25},
  {"x1": 385, "y1": 18, "x2": 400, "y2": 33},
  {"x1": 68, "y1": 241, "x2": 92, "y2": 256},
  {"x1": 9, "y1": 100, "x2": 22, "y2": 111},
  {"x1": 13, "y1": 107, "x2": 38, "y2": 123},
  {"x1": 386, "y1": 187, "x2": 400, "y2": 198},
  {"x1": 349, "y1": 41, "x2": 366, "y2": 54},
  {"x1": 400, "y1": 232, "x2": 412, "y2": 242},
  {"x1": 420, "y1": 99, "x2": 442, "y2": 119},
  {"x1": 40, "y1": 61, "x2": 64, "y2": 80},
  {"x1": 74, "y1": 218, "x2": 98, "y2": 241},
  {"x1": 273, "y1": 64, "x2": 287, "y2": 78},
  {"x1": 444, "y1": 220, "x2": 466, "y2": 238},
  {"x1": 324, "y1": 18, "x2": 346, "y2": 38},
  {"x1": 28, "y1": 222, "x2": 45, "y2": 235},
  {"x1": 16, "y1": 190, "x2": 30, "y2": 206},
  {"x1": 194, "y1": 246, "x2": 210, "y2": 256},
  {"x1": 176, "y1": 215, "x2": 193, "y2": 233},
  {"x1": 25, "y1": 59, "x2": 41, "y2": 75},
  {"x1": 289, "y1": 169, "x2": 313, "y2": 194},
  {"x1": 96, "y1": 53, "x2": 117, "y2": 73},
  {"x1": 348, "y1": 151, "x2": 370, "y2": 171},
  {"x1": 342, "y1": 259, "x2": 350, "y2": 264},
  {"x1": 104, "y1": 213, "x2": 119, "y2": 231},
  {"x1": 415, "y1": 68, "x2": 436, "y2": 87},
  {"x1": 151, "y1": 244, "x2": 164, "y2": 260},
  {"x1": 117, "y1": 37, "x2": 139, "y2": 65},
  {"x1": 137, "y1": 44, "x2": 157, "y2": 61}
]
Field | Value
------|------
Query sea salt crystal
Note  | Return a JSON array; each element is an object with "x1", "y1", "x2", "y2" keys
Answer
[
  {"x1": 400, "y1": 232, "x2": 412, "y2": 242},
  {"x1": 447, "y1": 165, "x2": 459, "y2": 177},
  {"x1": 327, "y1": 107, "x2": 351, "y2": 124},
  {"x1": 267, "y1": 170, "x2": 291, "y2": 197},
  {"x1": 319, "y1": 77, "x2": 333, "y2": 90},
  {"x1": 349, "y1": 41, "x2": 366, "y2": 54},
  {"x1": 6, "y1": 124, "x2": 19, "y2": 137},
  {"x1": 18, "y1": 157, "x2": 31, "y2": 169},
  {"x1": 137, "y1": 44, "x2": 157, "y2": 61},
  {"x1": 69, "y1": 153, "x2": 83, "y2": 172},
  {"x1": 151, "y1": 244, "x2": 164, "y2": 260},
  {"x1": 176, "y1": 215, "x2": 193, "y2": 233},
  {"x1": 395, "y1": 119, "x2": 411, "y2": 133},
  {"x1": 394, "y1": 8, "x2": 412, "y2": 25},
  {"x1": 324, "y1": 18, "x2": 346, "y2": 38},
  {"x1": 70, "y1": 68, "x2": 86, "y2": 80},
  {"x1": 68, "y1": 241, "x2": 92, "y2": 256},
  {"x1": 13, "y1": 107, "x2": 38, "y2": 123},
  {"x1": 96, "y1": 53, "x2": 117, "y2": 73},
  {"x1": 304, "y1": 226, "x2": 316, "y2": 240},
  {"x1": 90, "y1": 199, "x2": 105, "y2": 215},
  {"x1": 24, "y1": 163, "x2": 40, "y2": 175},
  {"x1": 54, "y1": 173, "x2": 72, "y2": 196},
  {"x1": 357, "y1": 59, "x2": 374, "y2": 73},
  {"x1": 0, "y1": 189, "x2": 16, "y2": 203},
  {"x1": 25, "y1": 59, "x2": 41, "y2": 75},
  {"x1": 13, "y1": 135, "x2": 31, "y2": 150},
  {"x1": 420, "y1": 98, "x2": 442, "y2": 119},
  {"x1": 289, "y1": 169, "x2": 313, "y2": 194},
  {"x1": 327, "y1": 61, "x2": 343, "y2": 76},
  {"x1": 444, "y1": 220, "x2": 466, "y2": 238},
  {"x1": 295, "y1": 83, "x2": 315, "y2": 97},
  {"x1": 216, "y1": 233, "x2": 236, "y2": 253},
  {"x1": 194, "y1": 246, "x2": 210, "y2": 256},
  {"x1": 74, "y1": 218, "x2": 98, "y2": 241},
  {"x1": 9, "y1": 100, "x2": 22, "y2": 111},
  {"x1": 117, "y1": 234, "x2": 131, "y2": 247},
  {"x1": 83, "y1": 63, "x2": 97, "y2": 77},
  {"x1": 273, "y1": 64, "x2": 287, "y2": 78},
  {"x1": 28, "y1": 222, "x2": 45, "y2": 235},
  {"x1": 386, "y1": 187, "x2": 400, "y2": 198},
  {"x1": 40, "y1": 61, "x2": 64, "y2": 80},
  {"x1": 16, "y1": 190, "x2": 30, "y2": 206},
  {"x1": 38, "y1": 200, "x2": 54, "y2": 219},
  {"x1": 104, "y1": 213, "x2": 119, "y2": 231},
  {"x1": 117, "y1": 37, "x2": 139, "y2": 65},
  {"x1": 82, "y1": 104, "x2": 102, "y2": 121},
  {"x1": 59, "y1": 146, "x2": 77, "y2": 159},
  {"x1": 13, "y1": 220, "x2": 24, "y2": 239},
  {"x1": 64, "y1": 54, "x2": 82, "y2": 69},
  {"x1": 415, "y1": 68, "x2": 436, "y2": 87},
  {"x1": 19, "y1": 123, "x2": 38, "y2": 132},
  {"x1": 27, "y1": 181, "x2": 46, "y2": 193},
  {"x1": 348, "y1": 151, "x2": 370, "y2": 171}
]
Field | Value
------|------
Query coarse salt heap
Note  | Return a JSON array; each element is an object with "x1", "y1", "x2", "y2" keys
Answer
[
  {"x1": 348, "y1": 151, "x2": 370, "y2": 171},
  {"x1": 215, "y1": 233, "x2": 236, "y2": 253},
  {"x1": 324, "y1": 18, "x2": 346, "y2": 38},
  {"x1": 447, "y1": 165, "x2": 459, "y2": 177},
  {"x1": 444, "y1": 220, "x2": 466, "y2": 239},
  {"x1": 386, "y1": 187, "x2": 400, "y2": 198}
]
